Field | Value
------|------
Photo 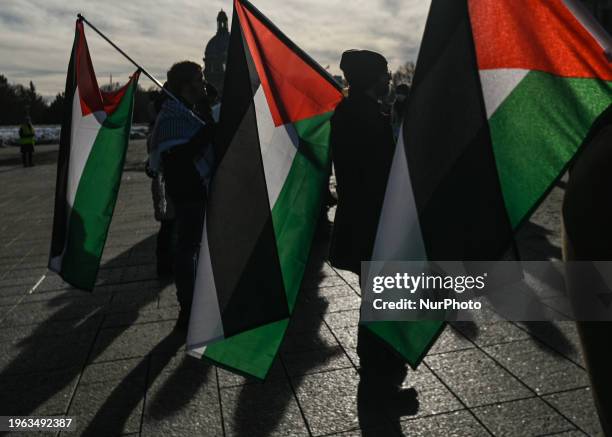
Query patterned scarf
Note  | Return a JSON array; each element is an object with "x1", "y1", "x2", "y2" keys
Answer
[{"x1": 148, "y1": 98, "x2": 214, "y2": 184}]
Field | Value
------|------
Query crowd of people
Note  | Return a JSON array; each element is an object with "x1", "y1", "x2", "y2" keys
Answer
[
  {"x1": 143, "y1": 52, "x2": 414, "y2": 407},
  {"x1": 140, "y1": 51, "x2": 609, "y2": 433},
  {"x1": 6, "y1": 42, "x2": 609, "y2": 432}
]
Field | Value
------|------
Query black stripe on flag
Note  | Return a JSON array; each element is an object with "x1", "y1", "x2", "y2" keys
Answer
[
  {"x1": 49, "y1": 23, "x2": 78, "y2": 263},
  {"x1": 207, "y1": 7, "x2": 289, "y2": 337},
  {"x1": 404, "y1": 0, "x2": 514, "y2": 260}
]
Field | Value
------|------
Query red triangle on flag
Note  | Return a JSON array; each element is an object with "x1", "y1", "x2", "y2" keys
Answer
[
  {"x1": 75, "y1": 21, "x2": 139, "y2": 117},
  {"x1": 235, "y1": 0, "x2": 342, "y2": 127},
  {"x1": 75, "y1": 20, "x2": 104, "y2": 117},
  {"x1": 468, "y1": 0, "x2": 612, "y2": 80}
]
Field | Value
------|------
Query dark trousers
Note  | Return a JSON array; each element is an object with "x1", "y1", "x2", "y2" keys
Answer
[
  {"x1": 173, "y1": 201, "x2": 205, "y2": 316},
  {"x1": 357, "y1": 326, "x2": 408, "y2": 391},
  {"x1": 156, "y1": 219, "x2": 175, "y2": 275},
  {"x1": 357, "y1": 273, "x2": 407, "y2": 392},
  {"x1": 354, "y1": 273, "x2": 408, "y2": 399},
  {"x1": 21, "y1": 151, "x2": 33, "y2": 167}
]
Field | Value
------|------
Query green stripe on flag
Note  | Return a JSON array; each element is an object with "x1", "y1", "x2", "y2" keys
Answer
[
  {"x1": 204, "y1": 319, "x2": 289, "y2": 380},
  {"x1": 272, "y1": 111, "x2": 333, "y2": 310},
  {"x1": 61, "y1": 81, "x2": 137, "y2": 290},
  {"x1": 365, "y1": 321, "x2": 445, "y2": 369},
  {"x1": 489, "y1": 71, "x2": 612, "y2": 228}
]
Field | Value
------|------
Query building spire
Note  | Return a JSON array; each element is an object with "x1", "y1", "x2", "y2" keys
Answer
[
  {"x1": 217, "y1": 10, "x2": 228, "y2": 34},
  {"x1": 204, "y1": 10, "x2": 231, "y2": 95}
]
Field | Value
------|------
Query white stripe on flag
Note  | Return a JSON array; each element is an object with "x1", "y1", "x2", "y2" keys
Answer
[
  {"x1": 187, "y1": 215, "x2": 224, "y2": 352},
  {"x1": 51, "y1": 89, "x2": 106, "y2": 271},
  {"x1": 67, "y1": 89, "x2": 106, "y2": 208},
  {"x1": 187, "y1": 345, "x2": 207, "y2": 359},
  {"x1": 372, "y1": 128, "x2": 427, "y2": 262},
  {"x1": 479, "y1": 69, "x2": 529, "y2": 120},
  {"x1": 254, "y1": 86, "x2": 299, "y2": 209}
]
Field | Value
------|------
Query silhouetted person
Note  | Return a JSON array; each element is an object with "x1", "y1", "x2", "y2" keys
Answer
[
  {"x1": 146, "y1": 88, "x2": 176, "y2": 278},
  {"x1": 563, "y1": 104, "x2": 612, "y2": 436},
  {"x1": 19, "y1": 116, "x2": 35, "y2": 167},
  {"x1": 149, "y1": 61, "x2": 216, "y2": 330},
  {"x1": 330, "y1": 49, "x2": 408, "y2": 406}
]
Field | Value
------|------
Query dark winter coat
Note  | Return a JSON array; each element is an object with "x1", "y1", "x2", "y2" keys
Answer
[
  {"x1": 162, "y1": 126, "x2": 215, "y2": 205},
  {"x1": 562, "y1": 104, "x2": 612, "y2": 436},
  {"x1": 329, "y1": 92, "x2": 395, "y2": 274}
]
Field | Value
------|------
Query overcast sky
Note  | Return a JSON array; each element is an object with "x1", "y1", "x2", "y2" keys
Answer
[{"x1": 0, "y1": 0, "x2": 431, "y2": 98}]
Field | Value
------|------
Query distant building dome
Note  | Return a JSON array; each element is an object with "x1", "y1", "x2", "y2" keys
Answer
[{"x1": 204, "y1": 10, "x2": 230, "y2": 95}]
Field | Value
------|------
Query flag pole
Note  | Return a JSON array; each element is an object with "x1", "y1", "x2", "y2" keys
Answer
[{"x1": 77, "y1": 13, "x2": 207, "y2": 126}]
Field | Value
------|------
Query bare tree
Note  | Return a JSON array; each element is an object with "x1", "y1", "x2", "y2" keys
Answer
[{"x1": 392, "y1": 61, "x2": 416, "y2": 88}]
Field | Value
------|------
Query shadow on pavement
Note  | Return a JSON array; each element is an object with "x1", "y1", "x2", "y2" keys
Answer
[
  {"x1": 80, "y1": 330, "x2": 191, "y2": 436},
  {"x1": 0, "y1": 148, "x2": 58, "y2": 168},
  {"x1": 520, "y1": 321, "x2": 577, "y2": 357},
  {"x1": 229, "y1": 234, "x2": 420, "y2": 436},
  {"x1": 230, "y1": 238, "x2": 336, "y2": 436},
  {"x1": 0, "y1": 219, "x2": 421, "y2": 435},
  {"x1": 0, "y1": 235, "x2": 173, "y2": 429},
  {"x1": 516, "y1": 221, "x2": 562, "y2": 262},
  {"x1": 454, "y1": 220, "x2": 576, "y2": 360}
]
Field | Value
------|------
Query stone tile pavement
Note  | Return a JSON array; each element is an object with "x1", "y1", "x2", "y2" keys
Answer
[{"x1": 0, "y1": 142, "x2": 604, "y2": 436}]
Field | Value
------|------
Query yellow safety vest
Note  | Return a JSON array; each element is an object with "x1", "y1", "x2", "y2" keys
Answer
[{"x1": 19, "y1": 123, "x2": 35, "y2": 146}]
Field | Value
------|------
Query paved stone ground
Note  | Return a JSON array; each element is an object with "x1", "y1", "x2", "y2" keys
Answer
[{"x1": 0, "y1": 141, "x2": 604, "y2": 436}]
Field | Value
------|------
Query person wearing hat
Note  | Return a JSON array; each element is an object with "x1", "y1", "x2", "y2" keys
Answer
[
  {"x1": 330, "y1": 49, "x2": 394, "y2": 274},
  {"x1": 329, "y1": 50, "x2": 409, "y2": 406},
  {"x1": 18, "y1": 116, "x2": 35, "y2": 167}
]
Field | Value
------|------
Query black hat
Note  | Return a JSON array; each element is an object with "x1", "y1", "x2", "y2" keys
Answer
[{"x1": 340, "y1": 50, "x2": 388, "y2": 90}]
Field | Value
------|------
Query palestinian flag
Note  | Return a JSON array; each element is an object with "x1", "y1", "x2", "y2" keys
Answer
[
  {"x1": 49, "y1": 20, "x2": 140, "y2": 291},
  {"x1": 370, "y1": 0, "x2": 612, "y2": 367},
  {"x1": 186, "y1": 0, "x2": 342, "y2": 378}
]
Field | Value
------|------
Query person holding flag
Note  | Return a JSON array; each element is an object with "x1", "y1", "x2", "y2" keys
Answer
[
  {"x1": 329, "y1": 49, "x2": 408, "y2": 404},
  {"x1": 149, "y1": 61, "x2": 216, "y2": 330},
  {"x1": 330, "y1": 50, "x2": 394, "y2": 278}
]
